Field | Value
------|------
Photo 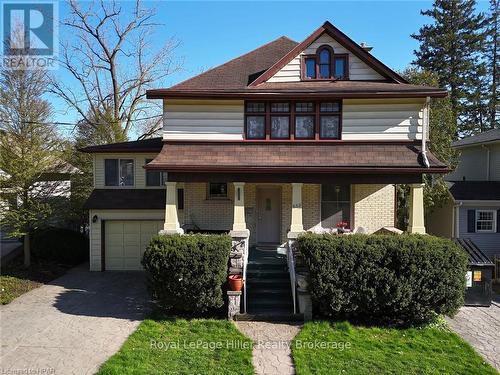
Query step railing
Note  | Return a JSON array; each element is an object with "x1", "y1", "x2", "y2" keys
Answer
[{"x1": 286, "y1": 239, "x2": 297, "y2": 314}]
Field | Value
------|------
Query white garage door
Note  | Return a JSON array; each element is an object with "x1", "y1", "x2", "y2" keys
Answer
[{"x1": 105, "y1": 220, "x2": 164, "y2": 270}]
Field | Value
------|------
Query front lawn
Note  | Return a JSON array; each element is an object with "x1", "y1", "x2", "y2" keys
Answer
[
  {"x1": 292, "y1": 321, "x2": 497, "y2": 375},
  {"x1": 97, "y1": 317, "x2": 254, "y2": 375},
  {"x1": 0, "y1": 258, "x2": 69, "y2": 304}
]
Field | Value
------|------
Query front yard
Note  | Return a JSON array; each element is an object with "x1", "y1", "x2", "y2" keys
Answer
[
  {"x1": 0, "y1": 259, "x2": 70, "y2": 304},
  {"x1": 292, "y1": 321, "x2": 498, "y2": 375},
  {"x1": 97, "y1": 316, "x2": 254, "y2": 375}
]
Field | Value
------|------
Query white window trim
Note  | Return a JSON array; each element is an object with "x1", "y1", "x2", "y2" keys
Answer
[
  {"x1": 475, "y1": 209, "x2": 496, "y2": 233},
  {"x1": 104, "y1": 158, "x2": 135, "y2": 188}
]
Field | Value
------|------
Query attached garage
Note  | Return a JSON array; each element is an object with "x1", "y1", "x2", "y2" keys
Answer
[{"x1": 104, "y1": 220, "x2": 164, "y2": 270}]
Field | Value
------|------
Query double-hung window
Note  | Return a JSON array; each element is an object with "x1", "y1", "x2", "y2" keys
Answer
[
  {"x1": 321, "y1": 185, "x2": 350, "y2": 228},
  {"x1": 476, "y1": 210, "x2": 496, "y2": 232},
  {"x1": 270, "y1": 102, "x2": 290, "y2": 139},
  {"x1": 245, "y1": 102, "x2": 266, "y2": 139},
  {"x1": 319, "y1": 102, "x2": 341, "y2": 139},
  {"x1": 294, "y1": 102, "x2": 315, "y2": 139},
  {"x1": 104, "y1": 159, "x2": 134, "y2": 186}
]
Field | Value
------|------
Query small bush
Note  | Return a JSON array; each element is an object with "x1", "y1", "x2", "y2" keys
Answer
[
  {"x1": 142, "y1": 234, "x2": 231, "y2": 314},
  {"x1": 298, "y1": 233, "x2": 468, "y2": 325},
  {"x1": 31, "y1": 227, "x2": 89, "y2": 265}
]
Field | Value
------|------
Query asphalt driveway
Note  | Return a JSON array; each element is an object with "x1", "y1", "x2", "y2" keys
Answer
[{"x1": 0, "y1": 265, "x2": 150, "y2": 375}]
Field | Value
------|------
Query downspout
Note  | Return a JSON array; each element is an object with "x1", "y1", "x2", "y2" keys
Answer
[
  {"x1": 454, "y1": 201, "x2": 462, "y2": 238},
  {"x1": 420, "y1": 97, "x2": 431, "y2": 168},
  {"x1": 482, "y1": 145, "x2": 490, "y2": 181}
]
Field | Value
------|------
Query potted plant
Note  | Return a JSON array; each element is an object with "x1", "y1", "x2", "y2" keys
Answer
[{"x1": 228, "y1": 274, "x2": 243, "y2": 291}]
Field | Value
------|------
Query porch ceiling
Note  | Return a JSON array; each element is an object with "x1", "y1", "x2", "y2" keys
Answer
[{"x1": 146, "y1": 142, "x2": 449, "y2": 177}]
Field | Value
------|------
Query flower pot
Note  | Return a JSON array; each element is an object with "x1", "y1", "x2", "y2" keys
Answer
[{"x1": 228, "y1": 274, "x2": 243, "y2": 291}]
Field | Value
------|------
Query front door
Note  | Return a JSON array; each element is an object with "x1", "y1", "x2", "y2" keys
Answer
[{"x1": 256, "y1": 187, "x2": 281, "y2": 244}]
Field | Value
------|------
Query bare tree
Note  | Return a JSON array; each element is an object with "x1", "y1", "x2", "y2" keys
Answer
[{"x1": 51, "y1": 0, "x2": 181, "y2": 139}]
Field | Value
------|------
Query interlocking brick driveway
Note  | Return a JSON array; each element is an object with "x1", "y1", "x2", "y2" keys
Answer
[
  {"x1": 446, "y1": 300, "x2": 500, "y2": 371},
  {"x1": 0, "y1": 265, "x2": 150, "y2": 375}
]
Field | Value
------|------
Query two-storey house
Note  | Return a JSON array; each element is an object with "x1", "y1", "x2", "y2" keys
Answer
[
  {"x1": 428, "y1": 129, "x2": 500, "y2": 261},
  {"x1": 82, "y1": 21, "x2": 448, "y2": 275}
]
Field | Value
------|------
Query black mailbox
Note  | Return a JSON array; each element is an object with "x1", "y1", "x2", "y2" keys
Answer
[{"x1": 454, "y1": 238, "x2": 494, "y2": 307}]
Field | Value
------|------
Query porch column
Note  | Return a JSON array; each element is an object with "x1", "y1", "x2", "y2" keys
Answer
[
  {"x1": 162, "y1": 181, "x2": 183, "y2": 234},
  {"x1": 232, "y1": 182, "x2": 247, "y2": 231},
  {"x1": 408, "y1": 183, "x2": 425, "y2": 234},
  {"x1": 290, "y1": 183, "x2": 304, "y2": 233}
]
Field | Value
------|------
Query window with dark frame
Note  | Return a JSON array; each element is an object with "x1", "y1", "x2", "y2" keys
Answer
[
  {"x1": 321, "y1": 185, "x2": 350, "y2": 229},
  {"x1": 145, "y1": 159, "x2": 167, "y2": 186},
  {"x1": 244, "y1": 100, "x2": 341, "y2": 140},
  {"x1": 104, "y1": 159, "x2": 134, "y2": 186},
  {"x1": 208, "y1": 182, "x2": 228, "y2": 199},
  {"x1": 302, "y1": 45, "x2": 349, "y2": 81},
  {"x1": 245, "y1": 102, "x2": 266, "y2": 139}
]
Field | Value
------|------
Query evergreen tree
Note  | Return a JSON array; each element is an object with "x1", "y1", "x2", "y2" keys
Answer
[
  {"x1": 484, "y1": 0, "x2": 499, "y2": 129},
  {"x1": 412, "y1": 0, "x2": 486, "y2": 135}
]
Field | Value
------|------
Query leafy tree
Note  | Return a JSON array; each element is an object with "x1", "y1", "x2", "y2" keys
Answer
[
  {"x1": 412, "y1": 0, "x2": 487, "y2": 134},
  {"x1": 0, "y1": 28, "x2": 62, "y2": 267},
  {"x1": 396, "y1": 68, "x2": 458, "y2": 230}
]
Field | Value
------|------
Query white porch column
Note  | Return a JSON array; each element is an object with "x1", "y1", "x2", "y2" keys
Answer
[
  {"x1": 162, "y1": 181, "x2": 183, "y2": 234},
  {"x1": 232, "y1": 182, "x2": 247, "y2": 231},
  {"x1": 408, "y1": 183, "x2": 426, "y2": 234},
  {"x1": 290, "y1": 183, "x2": 304, "y2": 233}
]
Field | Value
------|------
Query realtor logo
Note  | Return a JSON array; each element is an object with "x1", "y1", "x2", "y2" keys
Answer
[{"x1": 1, "y1": 1, "x2": 58, "y2": 69}]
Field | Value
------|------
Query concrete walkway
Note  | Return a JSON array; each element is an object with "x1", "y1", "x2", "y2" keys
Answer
[
  {"x1": 446, "y1": 303, "x2": 500, "y2": 371},
  {"x1": 236, "y1": 321, "x2": 302, "y2": 375},
  {"x1": 0, "y1": 265, "x2": 150, "y2": 375}
]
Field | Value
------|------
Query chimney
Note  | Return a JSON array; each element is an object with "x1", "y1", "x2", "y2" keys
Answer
[{"x1": 360, "y1": 42, "x2": 373, "y2": 53}]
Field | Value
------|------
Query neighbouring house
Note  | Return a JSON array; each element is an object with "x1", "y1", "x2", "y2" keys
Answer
[
  {"x1": 81, "y1": 21, "x2": 449, "y2": 314},
  {"x1": 427, "y1": 129, "x2": 500, "y2": 261}
]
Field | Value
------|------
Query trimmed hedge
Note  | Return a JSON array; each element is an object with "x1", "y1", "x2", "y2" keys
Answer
[
  {"x1": 142, "y1": 234, "x2": 231, "y2": 314},
  {"x1": 32, "y1": 227, "x2": 89, "y2": 265},
  {"x1": 298, "y1": 234, "x2": 468, "y2": 325}
]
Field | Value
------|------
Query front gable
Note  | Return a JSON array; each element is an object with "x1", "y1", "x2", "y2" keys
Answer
[
  {"x1": 267, "y1": 32, "x2": 385, "y2": 82},
  {"x1": 251, "y1": 21, "x2": 407, "y2": 86}
]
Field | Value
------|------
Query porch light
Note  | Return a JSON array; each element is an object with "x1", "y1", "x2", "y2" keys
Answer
[{"x1": 92, "y1": 215, "x2": 98, "y2": 223}]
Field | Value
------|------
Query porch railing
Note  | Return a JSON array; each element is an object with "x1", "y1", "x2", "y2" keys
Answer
[
  {"x1": 287, "y1": 240, "x2": 297, "y2": 314},
  {"x1": 242, "y1": 238, "x2": 249, "y2": 313}
]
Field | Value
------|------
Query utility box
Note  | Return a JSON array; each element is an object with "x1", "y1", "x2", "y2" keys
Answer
[{"x1": 454, "y1": 238, "x2": 494, "y2": 307}]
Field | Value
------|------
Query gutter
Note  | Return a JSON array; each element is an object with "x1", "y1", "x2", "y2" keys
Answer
[{"x1": 420, "y1": 96, "x2": 431, "y2": 168}]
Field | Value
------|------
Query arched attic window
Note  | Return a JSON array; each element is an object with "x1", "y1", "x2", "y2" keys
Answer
[{"x1": 302, "y1": 44, "x2": 349, "y2": 80}]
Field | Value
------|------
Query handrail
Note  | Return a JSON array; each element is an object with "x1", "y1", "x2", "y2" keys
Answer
[
  {"x1": 287, "y1": 240, "x2": 297, "y2": 314},
  {"x1": 242, "y1": 238, "x2": 249, "y2": 313}
]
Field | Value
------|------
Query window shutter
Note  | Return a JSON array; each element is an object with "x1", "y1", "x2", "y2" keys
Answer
[
  {"x1": 497, "y1": 210, "x2": 500, "y2": 233},
  {"x1": 467, "y1": 210, "x2": 476, "y2": 233}
]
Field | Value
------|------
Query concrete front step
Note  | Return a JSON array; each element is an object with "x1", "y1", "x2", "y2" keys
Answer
[{"x1": 234, "y1": 312, "x2": 303, "y2": 322}]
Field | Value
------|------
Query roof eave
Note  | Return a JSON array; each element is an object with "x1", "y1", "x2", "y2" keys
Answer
[{"x1": 146, "y1": 89, "x2": 448, "y2": 100}]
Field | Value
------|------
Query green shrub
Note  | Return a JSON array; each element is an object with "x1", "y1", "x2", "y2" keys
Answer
[
  {"x1": 31, "y1": 227, "x2": 89, "y2": 265},
  {"x1": 298, "y1": 233, "x2": 468, "y2": 325},
  {"x1": 142, "y1": 234, "x2": 231, "y2": 314}
]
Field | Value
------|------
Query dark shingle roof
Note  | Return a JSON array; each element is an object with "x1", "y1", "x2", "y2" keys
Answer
[
  {"x1": 84, "y1": 189, "x2": 165, "y2": 209},
  {"x1": 79, "y1": 138, "x2": 162, "y2": 153},
  {"x1": 453, "y1": 238, "x2": 493, "y2": 266},
  {"x1": 449, "y1": 181, "x2": 500, "y2": 201},
  {"x1": 146, "y1": 143, "x2": 448, "y2": 173},
  {"x1": 452, "y1": 129, "x2": 500, "y2": 148},
  {"x1": 169, "y1": 37, "x2": 298, "y2": 91}
]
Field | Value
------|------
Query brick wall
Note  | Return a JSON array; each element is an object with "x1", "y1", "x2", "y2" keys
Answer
[{"x1": 352, "y1": 184, "x2": 395, "y2": 233}]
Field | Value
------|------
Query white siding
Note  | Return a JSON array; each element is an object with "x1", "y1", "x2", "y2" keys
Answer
[
  {"x1": 268, "y1": 33, "x2": 384, "y2": 82},
  {"x1": 163, "y1": 99, "x2": 244, "y2": 140},
  {"x1": 342, "y1": 99, "x2": 425, "y2": 140},
  {"x1": 94, "y1": 153, "x2": 161, "y2": 189}
]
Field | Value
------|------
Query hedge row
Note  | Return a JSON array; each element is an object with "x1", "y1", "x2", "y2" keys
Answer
[
  {"x1": 142, "y1": 234, "x2": 231, "y2": 314},
  {"x1": 32, "y1": 227, "x2": 89, "y2": 265},
  {"x1": 298, "y1": 234, "x2": 468, "y2": 325}
]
